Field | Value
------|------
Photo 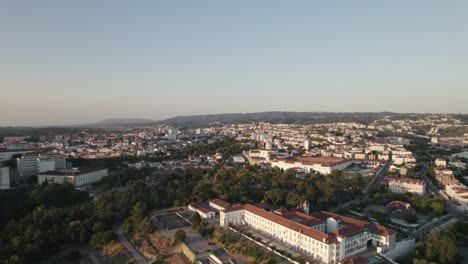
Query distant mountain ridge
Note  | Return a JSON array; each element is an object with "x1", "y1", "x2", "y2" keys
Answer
[
  {"x1": 84, "y1": 111, "x2": 443, "y2": 127},
  {"x1": 160, "y1": 111, "x2": 401, "y2": 126},
  {"x1": 94, "y1": 118, "x2": 155, "y2": 125},
  {"x1": 80, "y1": 112, "x2": 398, "y2": 128}
]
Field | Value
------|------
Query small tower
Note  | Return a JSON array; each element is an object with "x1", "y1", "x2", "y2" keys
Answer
[{"x1": 303, "y1": 200, "x2": 310, "y2": 214}]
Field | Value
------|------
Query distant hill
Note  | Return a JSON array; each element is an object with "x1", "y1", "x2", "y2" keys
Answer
[
  {"x1": 94, "y1": 118, "x2": 155, "y2": 125},
  {"x1": 161, "y1": 111, "x2": 400, "y2": 126}
]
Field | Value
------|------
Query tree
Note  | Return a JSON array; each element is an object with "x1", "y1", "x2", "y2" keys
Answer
[
  {"x1": 175, "y1": 230, "x2": 186, "y2": 243},
  {"x1": 264, "y1": 188, "x2": 283, "y2": 205},
  {"x1": 90, "y1": 231, "x2": 118, "y2": 248},
  {"x1": 404, "y1": 213, "x2": 417, "y2": 224},
  {"x1": 134, "y1": 217, "x2": 152, "y2": 239},
  {"x1": 191, "y1": 212, "x2": 202, "y2": 229},
  {"x1": 430, "y1": 202, "x2": 445, "y2": 216},
  {"x1": 79, "y1": 226, "x2": 89, "y2": 244}
]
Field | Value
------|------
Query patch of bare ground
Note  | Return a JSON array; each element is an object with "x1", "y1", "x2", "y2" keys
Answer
[
  {"x1": 137, "y1": 232, "x2": 190, "y2": 264},
  {"x1": 101, "y1": 241, "x2": 135, "y2": 264}
]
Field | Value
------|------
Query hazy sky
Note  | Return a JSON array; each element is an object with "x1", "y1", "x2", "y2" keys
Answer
[{"x1": 1, "y1": 1, "x2": 467, "y2": 126}]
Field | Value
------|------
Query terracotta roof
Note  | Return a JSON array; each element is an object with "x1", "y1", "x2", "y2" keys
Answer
[
  {"x1": 388, "y1": 177, "x2": 424, "y2": 185},
  {"x1": 222, "y1": 203, "x2": 244, "y2": 213},
  {"x1": 189, "y1": 203, "x2": 213, "y2": 214},
  {"x1": 210, "y1": 199, "x2": 231, "y2": 209},
  {"x1": 242, "y1": 204, "x2": 337, "y2": 244},
  {"x1": 331, "y1": 225, "x2": 365, "y2": 238},
  {"x1": 224, "y1": 204, "x2": 396, "y2": 242},
  {"x1": 314, "y1": 211, "x2": 396, "y2": 236}
]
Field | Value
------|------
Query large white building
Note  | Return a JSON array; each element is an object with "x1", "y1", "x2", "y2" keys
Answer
[
  {"x1": 17, "y1": 154, "x2": 40, "y2": 177},
  {"x1": 38, "y1": 167, "x2": 109, "y2": 188},
  {"x1": 17, "y1": 153, "x2": 67, "y2": 178},
  {"x1": 271, "y1": 156, "x2": 353, "y2": 175},
  {"x1": 0, "y1": 150, "x2": 34, "y2": 162},
  {"x1": 219, "y1": 202, "x2": 396, "y2": 264},
  {"x1": 0, "y1": 167, "x2": 10, "y2": 190},
  {"x1": 188, "y1": 203, "x2": 216, "y2": 219},
  {"x1": 47, "y1": 153, "x2": 66, "y2": 170},
  {"x1": 445, "y1": 184, "x2": 468, "y2": 213},
  {"x1": 388, "y1": 177, "x2": 426, "y2": 196},
  {"x1": 435, "y1": 158, "x2": 447, "y2": 167}
]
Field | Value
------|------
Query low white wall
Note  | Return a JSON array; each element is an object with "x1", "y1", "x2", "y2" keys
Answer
[{"x1": 383, "y1": 239, "x2": 415, "y2": 260}]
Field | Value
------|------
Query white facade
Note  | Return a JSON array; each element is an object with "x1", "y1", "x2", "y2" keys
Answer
[
  {"x1": 0, "y1": 167, "x2": 10, "y2": 190},
  {"x1": 271, "y1": 157, "x2": 352, "y2": 175},
  {"x1": 38, "y1": 168, "x2": 109, "y2": 187},
  {"x1": 17, "y1": 155, "x2": 39, "y2": 177},
  {"x1": 232, "y1": 155, "x2": 246, "y2": 163},
  {"x1": 0, "y1": 150, "x2": 33, "y2": 162},
  {"x1": 388, "y1": 178, "x2": 426, "y2": 196},
  {"x1": 209, "y1": 199, "x2": 231, "y2": 211},
  {"x1": 47, "y1": 153, "x2": 66, "y2": 170},
  {"x1": 188, "y1": 203, "x2": 216, "y2": 219},
  {"x1": 39, "y1": 160, "x2": 56, "y2": 173},
  {"x1": 220, "y1": 204, "x2": 396, "y2": 264},
  {"x1": 445, "y1": 184, "x2": 468, "y2": 212},
  {"x1": 435, "y1": 158, "x2": 447, "y2": 167}
]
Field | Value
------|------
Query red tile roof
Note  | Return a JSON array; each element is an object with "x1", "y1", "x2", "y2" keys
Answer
[
  {"x1": 242, "y1": 204, "x2": 337, "y2": 244},
  {"x1": 189, "y1": 203, "x2": 213, "y2": 214},
  {"x1": 210, "y1": 199, "x2": 231, "y2": 209},
  {"x1": 388, "y1": 177, "x2": 424, "y2": 185},
  {"x1": 223, "y1": 204, "x2": 396, "y2": 242}
]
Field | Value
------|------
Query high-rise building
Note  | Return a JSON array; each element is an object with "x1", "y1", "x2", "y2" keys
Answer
[
  {"x1": 47, "y1": 153, "x2": 66, "y2": 170},
  {"x1": 16, "y1": 153, "x2": 67, "y2": 177},
  {"x1": 17, "y1": 154, "x2": 40, "y2": 177},
  {"x1": 0, "y1": 167, "x2": 10, "y2": 190}
]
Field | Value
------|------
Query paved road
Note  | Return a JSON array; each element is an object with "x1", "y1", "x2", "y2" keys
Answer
[
  {"x1": 413, "y1": 154, "x2": 449, "y2": 199},
  {"x1": 366, "y1": 162, "x2": 390, "y2": 193},
  {"x1": 410, "y1": 214, "x2": 454, "y2": 240},
  {"x1": 331, "y1": 162, "x2": 389, "y2": 213},
  {"x1": 117, "y1": 225, "x2": 149, "y2": 264}
]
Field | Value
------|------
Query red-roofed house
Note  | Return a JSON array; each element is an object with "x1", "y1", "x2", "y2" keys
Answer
[
  {"x1": 388, "y1": 177, "x2": 426, "y2": 196},
  {"x1": 445, "y1": 184, "x2": 468, "y2": 213},
  {"x1": 188, "y1": 203, "x2": 215, "y2": 219},
  {"x1": 209, "y1": 199, "x2": 231, "y2": 211}
]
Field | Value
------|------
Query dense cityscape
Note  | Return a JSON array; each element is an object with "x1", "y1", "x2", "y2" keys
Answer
[
  {"x1": 1, "y1": 113, "x2": 467, "y2": 264},
  {"x1": 2, "y1": 1, "x2": 468, "y2": 264}
]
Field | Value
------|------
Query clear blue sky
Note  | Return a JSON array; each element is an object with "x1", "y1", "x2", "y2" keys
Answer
[{"x1": 1, "y1": 1, "x2": 467, "y2": 126}]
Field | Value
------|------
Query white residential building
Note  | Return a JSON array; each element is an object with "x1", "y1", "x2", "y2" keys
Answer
[
  {"x1": 47, "y1": 153, "x2": 66, "y2": 170},
  {"x1": 445, "y1": 184, "x2": 468, "y2": 213},
  {"x1": 0, "y1": 167, "x2": 10, "y2": 190},
  {"x1": 232, "y1": 155, "x2": 246, "y2": 163},
  {"x1": 435, "y1": 158, "x2": 447, "y2": 167},
  {"x1": 271, "y1": 156, "x2": 352, "y2": 175},
  {"x1": 38, "y1": 168, "x2": 109, "y2": 188},
  {"x1": 220, "y1": 203, "x2": 396, "y2": 264},
  {"x1": 0, "y1": 150, "x2": 33, "y2": 162},
  {"x1": 388, "y1": 177, "x2": 426, "y2": 196},
  {"x1": 39, "y1": 159, "x2": 56, "y2": 173},
  {"x1": 209, "y1": 199, "x2": 232, "y2": 211},
  {"x1": 188, "y1": 203, "x2": 216, "y2": 219}
]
